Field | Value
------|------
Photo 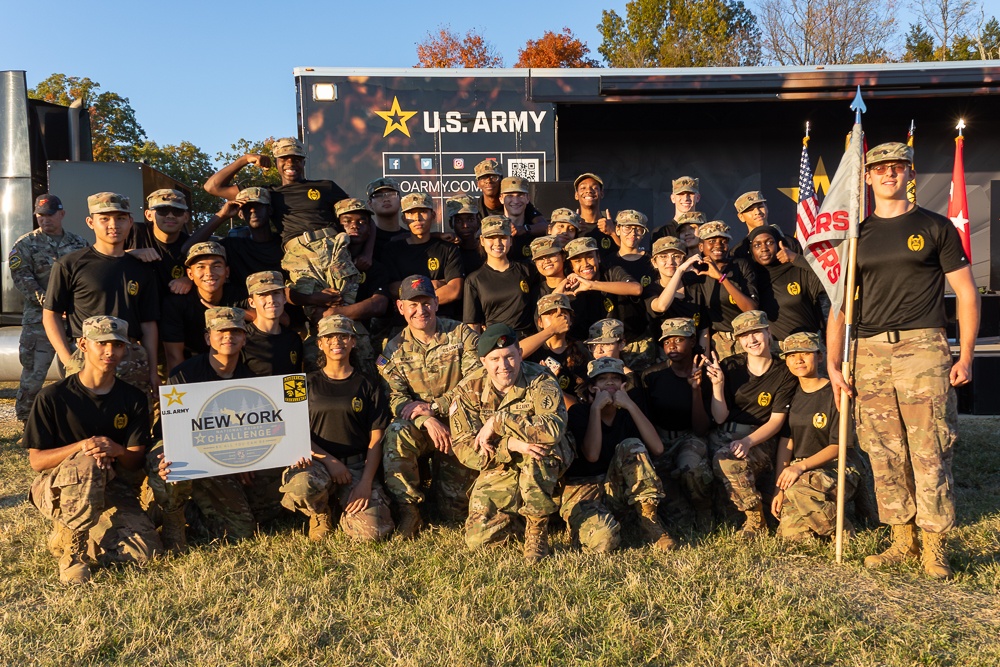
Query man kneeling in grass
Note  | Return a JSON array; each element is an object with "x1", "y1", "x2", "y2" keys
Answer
[{"x1": 25, "y1": 316, "x2": 162, "y2": 584}]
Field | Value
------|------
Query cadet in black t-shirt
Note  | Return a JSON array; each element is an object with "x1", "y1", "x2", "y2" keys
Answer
[
  {"x1": 463, "y1": 216, "x2": 536, "y2": 337},
  {"x1": 572, "y1": 173, "x2": 619, "y2": 260},
  {"x1": 561, "y1": 357, "x2": 677, "y2": 552},
  {"x1": 772, "y1": 332, "x2": 859, "y2": 542},
  {"x1": 241, "y1": 271, "x2": 304, "y2": 377},
  {"x1": 127, "y1": 189, "x2": 192, "y2": 298},
  {"x1": 25, "y1": 315, "x2": 160, "y2": 584},
  {"x1": 729, "y1": 191, "x2": 804, "y2": 264},
  {"x1": 706, "y1": 310, "x2": 795, "y2": 539},
  {"x1": 280, "y1": 315, "x2": 394, "y2": 542},
  {"x1": 447, "y1": 194, "x2": 485, "y2": 276},
  {"x1": 605, "y1": 210, "x2": 660, "y2": 372},
  {"x1": 646, "y1": 236, "x2": 712, "y2": 352},
  {"x1": 562, "y1": 236, "x2": 641, "y2": 342},
  {"x1": 525, "y1": 293, "x2": 588, "y2": 408}
]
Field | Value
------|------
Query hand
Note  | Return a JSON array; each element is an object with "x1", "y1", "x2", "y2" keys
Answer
[
  {"x1": 704, "y1": 352, "x2": 724, "y2": 387},
  {"x1": 771, "y1": 490, "x2": 784, "y2": 518},
  {"x1": 424, "y1": 417, "x2": 452, "y2": 454},
  {"x1": 291, "y1": 456, "x2": 314, "y2": 469},
  {"x1": 149, "y1": 368, "x2": 162, "y2": 391},
  {"x1": 680, "y1": 253, "x2": 703, "y2": 273},
  {"x1": 245, "y1": 154, "x2": 271, "y2": 170},
  {"x1": 950, "y1": 359, "x2": 973, "y2": 387},
  {"x1": 507, "y1": 437, "x2": 550, "y2": 461},
  {"x1": 218, "y1": 200, "x2": 242, "y2": 219},
  {"x1": 591, "y1": 389, "x2": 614, "y2": 411},
  {"x1": 475, "y1": 415, "x2": 497, "y2": 457},
  {"x1": 401, "y1": 401, "x2": 432, "y2": 420},
  {"x1": 596, "y1": 215, "x2": 615, "y2": 236},
  {"x1": 612, "y1": 389, "x2": 635, "y2": 410},
  {"x1": 169, "y1": 276, "x2": 193, "y2": 295},
  {"x1": 310, "y1": 288, "x2": 342, "y2": 307},
  {"x1": 828, "y1": 366, "x2": 853, "y2": 411},
  {"x1": 701, "y1": 257, "x2": 723, "y2": 281},
  {"x1": 325, "y1": 457, "x2": 352, "y2": 486},
  {"x1": 689, "y1": 354, "x2": 706, "y2": 388},
  {"x1": 776, "y1": 463, "x2": 804, "y2": 490},
  {"x1": 545, "y1": 311, "x2": 570, "y2": 336},
  {"x1": 237, "y1": 471, "x2": 256, "y2": 486},
  {"x1": 729, "y1": 437, "x2": 753, "y2": 459},
  {"x1": 127, "y1": 247, "x2": 161, "y2": 263},
  {"x1": 156, "y1": 452, "x2": 173, "y2": 482},
  {"x1": 560, "y1": 274, "x2": 581, "y2": 295},
  {"x1": 776, "y1": 240, "x2": 798, "y2": 265},
  {"x1": 344, "y1": 479, "x2": 372, "y2": 514},
  {"x1": 354, "y1": 253, "x2": 373, "y2": 272},
  {"x1": 80, "y1": 436, "x2": 123, "y2": 467}
]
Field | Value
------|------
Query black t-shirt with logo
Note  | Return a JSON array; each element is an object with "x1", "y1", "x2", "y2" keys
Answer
[
  {"x1": 787, "y1": 382, "x2": 843, "y2": 467},
  {"x1": 241, "y1": 324, "x2": 304, "y2": 377},
  {"x1": 639, "y1": 360, "x2": 711, "y2": 432},
  {"x1": 855, "y1": 206, "x2": 968, "y2": 337},
  {"x1": 45, "y1": 247, "x2": 160, "y2": 340},
  {"x1": 390, "y1": 238, "x2": 464, "y2": 319},
  {"x1": 219, "y1": 236, "x2": 284, "y2": 303},
  {"x1": 463, "y1": 262, "x2": 536, "y2": 336},
  {"x1": 126, "y1": 223, "x2": 189, "y2": 296},
  {"x1": 605, "y1": 254, "x2": 658, "y2": 340},
  {"x1": 271, "y1": 180, "x2": 349, "y2": 245},
  {"x1": 720, "y1": 353, "x2": 796, "y2": 426},
  {"x1": 167, "y1": 353, "x2": 256, "y2": 385},
  {"x1": 527, "y1": 341, "x2": 589, "y2": 401},
  {"x1": 683, "y1": 257, "x2": 759, "y2": 333},
  {"x1": 307, "y1": 370, "x2": 389, "y2": 458},
  {"x1": 160, "y1": 283, "x2": 245, "y2": 359},
  {"x1": 567, "y1": 264, "x2": 634, "y2": 342},
  {"x1": 566, "y1": 400, "x2": 643, "y2": 478},
  {"x1": 23, "y1": 375, "x2": 149, "y2": 452},
  {"x1": 753, "y1": 260, "x2": 826, "y2": 341}
]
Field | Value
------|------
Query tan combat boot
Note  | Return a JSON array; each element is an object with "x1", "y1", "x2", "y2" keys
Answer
[
  {"x1": 864, "y1": 523, "x2": 920, "y2": 569},
  {"x1": 395, "y1": 503, "x2": 424, "y2": 539},
  {"x1": 161, "y1": 509, "x2": 188, "y2": 554},
  {"x1": 920, "y1": 530, "x2": 954, "y2": 580},
  {"x1": 58, "y1": 529, "x2": 91, "y2": 585},
  {"x1": 308, "y1": 510, "x2": 334, "y2": 542},
  {"x1": 739, "y1": 504, "x2": 768, "y2": 540},
  {"x1": 523, "y1": 515, "x2": 551, "y2": 564},
  {"x1": 638, "y1": 501, "x2": 679, "y2": 551},
  {"x1": 47, "y1": 521, "x2": 68, "y2": 557}
]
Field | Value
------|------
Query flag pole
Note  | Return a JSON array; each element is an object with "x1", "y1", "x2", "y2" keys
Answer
[{"x1": 835, "y1": 87, "x2": 866, "y2": 564}]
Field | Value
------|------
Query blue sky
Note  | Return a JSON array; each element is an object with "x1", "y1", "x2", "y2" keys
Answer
[{"x1": 3, "y1": 0, "x2": 997, "y2": 165}]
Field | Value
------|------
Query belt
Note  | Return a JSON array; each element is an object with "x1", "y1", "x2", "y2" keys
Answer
[
  {"x1": 656, "y1": 427, "x2": 688, "y2": 441},
  {"x1": 283, "y1": 227, "x2": 338, "y2": 252},
  {"x1": 721, "y1": 422, "x2": 756, "y2": 436},
  {"x1": 859, "y1": 327, "x2": 942, "y2": 344},
  {"x1": 340, "y1": 454, "x2": 365, "y2": 466}
]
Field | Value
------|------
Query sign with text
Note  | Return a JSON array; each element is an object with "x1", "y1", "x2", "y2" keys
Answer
[{"x1": 159, "y1": 374, "x2": 310, "y2": 481}]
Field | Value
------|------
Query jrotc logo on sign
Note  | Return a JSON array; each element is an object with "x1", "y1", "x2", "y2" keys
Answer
[
  {"x1": 427, "y1": 257, "x2": 440, "y2": 272},
  {"x1": 519, "y1": 280, "x2": 529, "y2": 293},
  {"x1": 641, "y1": 275, "x2": 651, "y2": 287},
  {"x1": 127, "y1": 280, "x2": 139, "y2": 296},
  {"x1": 787, "y1": 282, "x2": 801, "y2": 296},
  {"x1": 352, "y1": 397, "x2": 363, "y2": 413},
  {"x1": 603, "y1": 297, "x2": 614, "y2": 313},
  {"x1": 757, "y1": 391, "x2": 772, "y2": 407},
  {"x1": 114, "y1": 413, "x2": 128, "y2": 429},
  {"x1": 601, "y1": 238, "x2": 611, "y2": 249},
  {"x1": 307, "y1": 188, "x2": 321, "y2": 201},
  {"x1": 172, "y1": 265, "x2": 184, "y2": 279},
  {"x1": 812, "y1": 412, "x2": 828, "y2": 429},
  {"x1": 907, "y1": 234, "x2": 925, "y2": 252},
  {"x1": 282, "y1": 375, "x2": 307, "y2": 403}
]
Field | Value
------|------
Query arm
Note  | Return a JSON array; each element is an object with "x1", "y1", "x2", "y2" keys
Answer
[
  {"x1": 729, "y1": 412, "x2": 787, "y2": 459},
  {"x1": 28, "y1": 436, "x2": 141, "y2": 473},
  {"x1": 435, "y1": 277, "x2": 463, "y2": 305},
  {"x1": 614, "y1": 391, "x2": 664, "y2": 457},
  {"x1": 182, "y1": 201, "x2": 242, "y2": 252},
  {"x1": 650, "y1": 255, "x2": 700, "y2": 313},
  {"x1": 709, "y1": 263, "x2": 757, "y2": 312},
  {"x1": 163, "y1": 342, "x2": 186, "y2": 378},
  {"x1": 771, "y1": 436, "x2": 795, "y2": 517},
  {"x1": 946, "y1": 265, "x2": 981, "y2": 386},
  {"x1": 705, "y1": 353, "x2": 728, "y2": 424},
  {"x1": 323, "y1": 294, "x2": 388, "y2": 321},
  {"x1": 203, "y1": 154, "x2": 264, "y2": 200},
  {"x1": 583, "y1": 400, "x2": 608, "y2": 462},
  {"x1": 592, "y1": 279, "x2": 642, "y2": 298},
  {"x1": 518, "y1": 312, "x2": 570, "y2": 358},
  {"x1": 344, "y1": 429, "x2": 384, "y2": 514},
  {"x1": 353, "y1": 226, "x2": 377, "y2": 272},
  {"x1": 825, "y1": 306, "x2": 851, "y2": 408},
  {"x1": 42, "y1": 309, "x2": 74, "y2": 365},
  {"x1": 9, "y1": 240, "x2": 46, "y2": 305},
  {"x1": 140, "y1": 321, "x2": 160, "y2": 389},
  {"x1": 689, "y1": 355, "x2": 711, "y2": 437}
]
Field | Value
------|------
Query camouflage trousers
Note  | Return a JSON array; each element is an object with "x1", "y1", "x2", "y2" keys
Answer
[
  {"x1": 16, "y1": 322, "x2": 57, "y2": 422},
  {"x1": 652, "y1": 428, "x2": 714, "y2": 513},
  {"x1": 622, "y1": 337, "x2": 661, "y2": 375},
  {"x1": 776, "y1": 462, "x2": 860, "y2": 539},
  {"x1": 464, "y1": 437, "x2": 574, "y2": 550},
  {"x1": 854, "y1": 329, "x2": 957, "y2": 533},
  {"x1": 29, "y1": 450, "x2": 162, "y2": 565},
  {"x1": 279, "y1": 458, "x2": 394, "y2": 541},
  {"x1": 560, "y1": 438, "x2": 665, "y2": 553},
  {"x1": 282, "y1": 231, "x2": 360, "y2": 314},
  {"x1": 382, "y1": 419, "x2": 479, "y2": 521},
  {"x1": 145, "y1": 442, "x2": 284, "y2": 540},
  {"x1": 65, "y1": 341, "x2": 153, "y2": 401},
  {"x1": 711, "y1": 426, "x2": 777, "y2": 512}
]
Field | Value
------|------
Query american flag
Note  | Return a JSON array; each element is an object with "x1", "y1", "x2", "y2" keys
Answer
[{"x1": 795, "y1": 139, "x2": 819, "y2": 241}]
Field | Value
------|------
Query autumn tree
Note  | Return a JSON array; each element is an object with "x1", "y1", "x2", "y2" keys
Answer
[
  {"x1": 910, "y1": 0, "x2": 976, "y2": 60},
  {"x1": 515, "y1": 28, "x2": 599, "y2": 68},
  {"x1": 597, "y1": 0, "x2": 762, "y2": 67},
  {"x1": 29, "y1": 73, "x2": 146, "y2": 162},
  {"x1": 758, "y1": 0, "x2": 899, "y2": 65},
  {"x1": 416, "y1": 25, "x2": 503, "y2": 68},
  {"x1": 134, "y1": 140, "x2": 219, "y2": 223}
]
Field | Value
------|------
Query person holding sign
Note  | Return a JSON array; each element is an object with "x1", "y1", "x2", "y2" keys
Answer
[
  {"x1": 24, "y1": 316, "x2": 161, "y2": 584},
  {"x1": 279, "y1": 315, "x2": 394, "y2": 542}
]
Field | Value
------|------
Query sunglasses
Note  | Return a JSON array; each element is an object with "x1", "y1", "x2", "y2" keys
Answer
[
  {"x1": 868, "y1": 162, "x2": 908, "y2": 175},
  {"x1": 155, "y1": 206, "x2": 186, "y2": 217}
]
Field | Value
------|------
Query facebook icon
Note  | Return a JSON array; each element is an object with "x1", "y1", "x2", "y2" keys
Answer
[{"x1": 388, "y1": 158, "x2": 401, "y2": 170}]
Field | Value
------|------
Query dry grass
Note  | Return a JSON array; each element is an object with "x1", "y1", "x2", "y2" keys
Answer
[{"x1": 1, "y1": 381, "x2": 998, "y2": 666}]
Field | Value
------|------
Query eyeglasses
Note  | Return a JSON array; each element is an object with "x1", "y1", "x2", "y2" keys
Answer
[
  {"x1": 478, "y1": 175, "x2": 500, "y2": 183},
  {"x1": 155, "y1": 207, "x2": 186, "y2": 217},
  {"x1": 869, "y1": 162, "x2": 908, "y2": 175},
  {"x1": 370, "y1": 191, "x2": 398, "y2": 200},
  {"x1": 619, "y1": 226, "x2": 645, "y2": 236},
  {"x1": 324, "y1": 334, "x2": 353, "y2": 343}
]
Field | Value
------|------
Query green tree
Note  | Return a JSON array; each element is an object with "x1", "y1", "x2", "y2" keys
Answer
[
  {"x1": 134, "y1": 140, "x2": 219, "y2": 223},
  {"x1": 597, "y1": 0, "x2": 762, "y2": 67},
  {"x1": 903, "y1": 23, "x2": 937, "y2": 61},
  {"x1": 216, "y1": 137, "x2": 281, "y2": 190},
  {"x1": 29, "y1": 73, "x2": 146, "y2": 162}
]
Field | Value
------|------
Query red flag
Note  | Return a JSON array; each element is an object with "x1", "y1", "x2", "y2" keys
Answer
[{"x1": 948, "y1": 134, "x2": 972, "y2": 262}]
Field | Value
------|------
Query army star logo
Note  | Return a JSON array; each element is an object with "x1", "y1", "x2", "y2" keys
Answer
[
  {"x1": 375, "y1": 97, "x2": 418, "y2": 138},
  {"x1": 164, "y1": 387, "x2": 186, "y2": 406}
]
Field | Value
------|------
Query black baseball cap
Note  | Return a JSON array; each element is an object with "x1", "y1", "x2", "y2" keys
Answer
[{"x1": 34, "y1": 194, "x2": 63, "y2": 216}]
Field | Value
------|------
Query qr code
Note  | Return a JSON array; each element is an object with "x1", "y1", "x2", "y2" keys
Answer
[{"x1": 507, "y1": 159, "x2": 539, "y2": 182}]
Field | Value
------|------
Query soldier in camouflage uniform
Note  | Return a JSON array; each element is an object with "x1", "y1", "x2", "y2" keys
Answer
[
  {"x1": 9, "y1": 194, "x2": 88, "y2": 424},
  {"x1": 379, "y1": 275, "x2": 482, "y2": 535},
  {"x1": 449, "y1": 324, "x2": 573, "y2": 563}
]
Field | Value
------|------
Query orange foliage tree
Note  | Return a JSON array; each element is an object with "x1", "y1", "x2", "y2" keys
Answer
[
  {"x1": 416, "y1": 25, "x2": 503, "y2": 67},
  {"x1": 515, "y1": 28, "x2": 600, "y2": 68}
]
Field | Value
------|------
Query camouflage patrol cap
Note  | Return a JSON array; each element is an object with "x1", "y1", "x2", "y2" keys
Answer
[
  {"x1": 477, "y1": 323, "x2": 518, "y2": 357},
  {"x1": 564, "y1": 236, "x2": 599, "y2": 259},
  {"x1": 185, "y1": 241, "x2": 227, "y2": 266},
  {"x1": 651, "y1": 236, "x2": 686, "y2": 256},
  {"x1": 81, "y1": 315, "x2": 129, "y2": 343},
  {"x1": 400, "y1": 192, "x2": 434, "y2": 213},
  {"x1": 587, "y1": 356, "x2": 627, "y2": 380},
  {"x1": 366, "y1": 176, "x2": 401, "y2": 198},
  {"x1": 480, "y1": 215, "x2": 512, "y2": 237},
  {"x1": 34, "y1": 194, "x2": 63, "y2": 215},
  {"x1": 697, "y1": 221, "x2": 732, "y2": 241},
  {"x1": 147, "y1": 189, "x2": 188, "y2": 210},
  {"x1": 335, "y1": 198, "x2": 372, "y2": 218},
  {"x1": 205, "y1": 307, "x2": 246, "y2": 332},
  {"x1": 398, "y1": 274, "x2": 436, "y2": 300},
  {"x1": 446, "y1": 194, "x2": 478, "y2": 219},
  {"x1": 659, "y1": 318, "x2": 696, "y2": 340},
  {"x1": 236, "y1": 187, "x2": 271, "y2": 205},
  {"x1": 732, "y1": 310, "x2": 770, "y2": 337},
  {"x1": 676, "y1": 211, "x2": 706, "y2": 226},
  {"x1": 573, "y1": 173, "x2": 604, "y2": 189},
  {"x1": 530, "y1": 235, "x2": 563, "y2": 260},
  {"x1": 246, "y1": 270, "x2": 285, "y2": 296},
  {"x1": 780, "y1": 331, "x2": 825, "y2": 358},
  {"x1": 549, "y1": 208, "x2": 582, "y2": 230},
  {"x1": 474, "y1": 158, "x2": 502, "y2": 179},
  {"x1": 865, "y1": 142, "x2": 913, "y2": 167},
  {"x1": 672, "y1": 177, "x2": 699, "y2": 195},
  {"x1": 87, "y1": 192, "x2": 130, "y2": 214},
  {"x1": 586, "y1": 318, "x2": 625, "y2": 345},
  {"x1": 616, "y1": 209, "x2": 649, "y2": 231},
  {"x1": 536, "y1": 292, "x2": 573, "y2": 316},
  {"x1": 735, "y1": 191, "x2": 767, "y2": 214},
  {"x1": 316, "y1": 314, "x2": 357, "y2": 337},
  {"x1": 272, "y1": 137, "x2": 306, "y2": 158},
  {"x1": 500, "y1": 176, "x2": 529, "y2": 195}
]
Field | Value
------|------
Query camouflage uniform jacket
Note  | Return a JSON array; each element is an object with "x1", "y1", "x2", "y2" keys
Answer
[
  {"x1": 378, "y1": 317, "x2": 480, "y2": 428},
  {"x1": 449, "y1": 361, "x2": 569, "y2": 466},
  {"x1": 9, "y1": 228, "x2": 88, "y2": 324}
]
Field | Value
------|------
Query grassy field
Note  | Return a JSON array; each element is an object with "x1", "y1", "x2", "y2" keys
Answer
[{"x1": 1, "y1": 383, "x2": 998, "y2": 666}]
